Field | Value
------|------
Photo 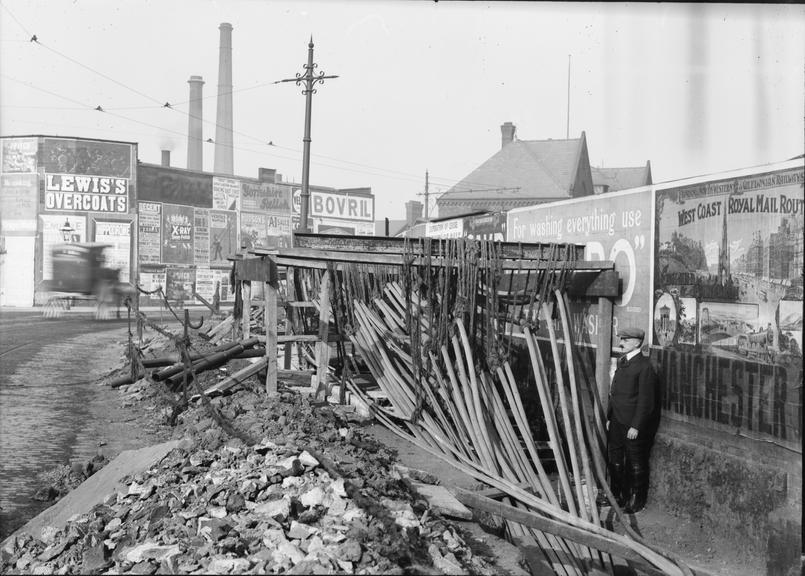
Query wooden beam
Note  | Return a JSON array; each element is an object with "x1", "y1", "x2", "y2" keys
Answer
[
  {"x1": 269, "y1": 249, "x2": 613, "y2": 271},
  {"x1": 235, "y1": 257, "x2": 277, "y2": 283},
  {"x1": 265, "y1": 281, "x2": 278, "y2": 395},
  {"x1": 313, "y1": 270, "x2": 332, "y2": 399},
  {"x1": 453, "y1": 487, "x2": 667, "y2": 576},
  {"x1": 289, "y1": 232, "x2": 586, "y2": 261}
]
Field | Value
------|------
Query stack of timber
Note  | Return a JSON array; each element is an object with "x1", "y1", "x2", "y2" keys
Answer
[{"x1": 255, "y1": 235, "x2": 692, "y2": 576}]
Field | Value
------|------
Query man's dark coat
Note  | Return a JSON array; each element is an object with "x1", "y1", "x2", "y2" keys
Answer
[{"x1": 607, "y1": 353, "x2": 660, "y2": 434}]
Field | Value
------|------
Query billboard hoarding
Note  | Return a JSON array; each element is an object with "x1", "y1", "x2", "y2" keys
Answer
[
  {"x1": 194, "y1": 209, "x2": 210, "y2": 266},
  {"x1": 42, "y1": 138, "x2": 132, "y2": 178},
  {"x1": 138, "y1": 202, "x2": 161, "y2": 264},
  {"x1": 162, "y1": 204, "x2": 194, "y2": 265},
  {"x1": 94, "y1": 220, "x2": 131, "y2": 282},
  {"x1": 1, "y1": 138, "x2": 37, "y2": 173},
  {"x1": 0, "y1": 174, "x2": 38, "y2": 235},
  {"x1": 210, "y1": 210, "x2": 238, "y2": 267}
]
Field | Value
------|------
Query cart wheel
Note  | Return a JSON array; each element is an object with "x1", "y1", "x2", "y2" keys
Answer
[{"x1": 43, "y1": 296, "x2": 66, "y2": 319}]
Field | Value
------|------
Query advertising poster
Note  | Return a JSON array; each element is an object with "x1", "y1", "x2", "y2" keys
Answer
[
  {"x1": 212, "y1": 177, "x2": 240, "y2": 211},
  {"x1": 138, "y1": 165, "x2": 212, "y2": 207},
  {"x1": 162, "y1": 204, "x2": 194, "y2": 265},
  {"x1": 195, "y1": 267, "x2": 215, "y2": 302},
  {"x1": 165, "y1": 267, "x2": 195, "y2": 303},
  {"x1": 464, "y1": 212, "x2": 506, "y2": 241},
  {"x1": 0, "y1": 174, "x2": 38, "y2": 235},
  {"x1": 1, "y1": 138, "x2": 37, "y2": 173},
  {"x1": 653, "y1": 167, "x2": 803, "y2": 448},
  {"x1": 241, "y1": 182, "x2": 293, "y2": 213},
  {"x1": 138, "y1": 202, "x2": 161, "y2": 264},
  {"x1": 314, "y1": 219, "x2": 355, "y2": 235},
  {"x1": 213, "y1": 269, "x2": 235, "y2": 302},
  {"x1": 94, "y1": 220, "x2": 131, "y2": 283},
  {"x1": 40, "y1": 215, "x2": 86, "y2": 280},
  {"x1": 44, "y1": 173, "x2": 129, "y2": 214},
  {"x1": 508, "y1": 188, "x2": 654, "y2": 338},
  {"x1": 311, "y1": 190, "x2": 373, "y2": 221},
  {"x1": 240, "y1": 212, "x2": 268, "y2": 250},
  {"x1": 426, "y1": 219, "x2": 464, "y2": 239},
  {"x1": 266, "y1": 213, "x2": 292, "y2": 248},
  {"x1": 42, "y1": 138, "x2": 132, "y2": 178},
  {"x1": 210, "y1": 210, "x2": 238, "y2": 267},
  {"x1": 194, "y1": 209, "x2": 210, "y2": 266},
  {"x1": 139, "y1": 270, "x2": 165, "y2": 296}
]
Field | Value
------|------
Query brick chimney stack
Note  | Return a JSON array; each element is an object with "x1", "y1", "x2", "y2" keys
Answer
[
  {"x1": 501, "y1": 122, "x2": 516, "y2": 148},
  {"x1": 214, "y1": 23, "x2": 234, "y2": 175},
  {"x1": 405, "y1": 200, "x2": 423, "y2": 227},
  {"x1": 161, "y1": 150, "x2": 170, "y2": 167},
  {"x1": 187, "y1": 75, "x2": 204, "y2": 171}
]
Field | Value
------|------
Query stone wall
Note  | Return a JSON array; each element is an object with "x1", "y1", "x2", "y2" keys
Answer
[{"x1": 649, "y1": 418, "x2": 801, "y2": 575}]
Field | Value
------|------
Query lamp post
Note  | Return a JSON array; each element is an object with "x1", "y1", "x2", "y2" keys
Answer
[
  {"x1": 276, "y1": 38, "x2": 338, "y2": 233},
  {"x1": 60, "y1": 219, "x2": 75, "y2": 243}
]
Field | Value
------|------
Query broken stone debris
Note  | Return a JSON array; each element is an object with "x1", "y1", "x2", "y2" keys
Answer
[{"x1": 4, "y1": 333, "x2": 504, "y2": 575}]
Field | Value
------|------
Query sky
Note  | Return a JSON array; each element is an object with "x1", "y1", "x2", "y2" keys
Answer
[{"x1": 1, "y1": 1, "x2": 803, "y2": 221}]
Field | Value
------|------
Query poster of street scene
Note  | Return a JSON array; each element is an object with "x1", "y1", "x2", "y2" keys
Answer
[
  {"x1": 42, "y1": 138, "x2": 132, "y2": 178},
  {"x1": 161, "y1": 204, "x2": 194, "y2": 265},
  {"x1": 1, "y1": 138, "x2": 37, "y2": 173},
  {"x1": 209, "y1": 210, "x2": 238, "y2": 268},
  {"x1": 653, "y1": 167, "x2": 803, "y2": 448}
]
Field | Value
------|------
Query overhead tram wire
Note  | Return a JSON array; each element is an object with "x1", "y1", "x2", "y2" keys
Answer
[{"x1": 2, "y1": 11, "x2": 515, "y2": 193}]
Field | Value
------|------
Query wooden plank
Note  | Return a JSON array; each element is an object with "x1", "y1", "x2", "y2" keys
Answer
[
  {"x1": 193, "y1": 358, "x2": 268, "y2": 399},
  {"x1": 313, "y1": 270, "x2": 332, "y2": 399},
  {"x1": 290, "y1": 232, "x2": 586, "y2": 261},
  {"x1": 452, "y1": 487, "x2": 666, "y2": 576},
  {"x1": 241, "y1": 281, "x2": 251, "y2": 340},
  {"x1": 595, "y1": 295, "x2": 614, "y2": 435},
  {"x1": 265, "y1": 282, "x2": 278, "y2": 395},
  {"x1": 254, "y1": 334, "x2": 345, "y2": 344},
  {"x1": 565, "y1": 269, "x2": 620, "y2": 298},
  {"x1": 235, "y1": 256, "x2": 277, "y2": 283},
  {"x1": 270, "y1": 249, "x2": 613, "y2": 271},
  {"x1": 278, "y1": 369, "x2": 314, "y2": 387},
  {"x1": 410, "y1": 483, "x2": 473, "y2": 520}
]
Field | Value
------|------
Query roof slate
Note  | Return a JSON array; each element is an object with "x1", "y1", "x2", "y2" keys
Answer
[
  {"x1": 591, "y1": 164, "x2": 652, "y2": 192},
  {"x1": 439, "y1": 137, "x2": 584, "y2": 201}
]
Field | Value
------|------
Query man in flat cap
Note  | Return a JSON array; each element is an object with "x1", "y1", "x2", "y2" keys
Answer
[{"x1": 605, "y1": 327, "x2": 660, "y2": 514}]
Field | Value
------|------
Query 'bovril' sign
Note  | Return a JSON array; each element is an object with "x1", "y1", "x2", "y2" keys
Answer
[{"x1": 310, "y1": 191, "x2": 374, "y2": 222}]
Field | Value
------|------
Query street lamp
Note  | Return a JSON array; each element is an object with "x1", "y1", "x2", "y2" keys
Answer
[{"x1": 60, "y1": 219, "x2": 75, "y2": 243}]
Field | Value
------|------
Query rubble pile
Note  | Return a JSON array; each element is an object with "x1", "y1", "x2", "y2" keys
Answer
[{"x1": 3, "y1": 331, "x2": 503, "y2": 575}]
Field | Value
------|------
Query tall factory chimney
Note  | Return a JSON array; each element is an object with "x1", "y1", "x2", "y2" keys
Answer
[
  {"x1": 214, "y1": 23, "x2": 234, "y2": 175},
  {"x1": 187, "y1": 75, "x2": 204, "y2": 171}
]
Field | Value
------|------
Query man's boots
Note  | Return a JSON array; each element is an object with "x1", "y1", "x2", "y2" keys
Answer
[
  {"x1": 624, "y1": 464, "x2": 649, "y2": 514},
  {"x1": 597, "y1": 462, "x2": 627, "y2": 507}
]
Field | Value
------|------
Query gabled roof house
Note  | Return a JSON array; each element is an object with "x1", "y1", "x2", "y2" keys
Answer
[{"x1": 436, "y1": 122, "x2": 595, "y2": 219}]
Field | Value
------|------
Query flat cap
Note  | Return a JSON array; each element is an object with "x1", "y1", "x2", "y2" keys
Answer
[{"x1": 617, "y1": 327, "x2": 645, "y2": 340}]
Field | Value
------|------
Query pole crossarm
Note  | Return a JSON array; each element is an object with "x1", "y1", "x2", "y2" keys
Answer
[{"x1": 276, "y1": 37, "x2": 338, "y2": 233}]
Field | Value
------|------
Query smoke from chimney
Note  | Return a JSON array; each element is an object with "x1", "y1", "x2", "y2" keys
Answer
[
  {"x1": 214, "y1": 23, "x2": 234, "y2": 175},
  {"x1": 187, "y1": 75, "x2": 204, "y2": 171}
]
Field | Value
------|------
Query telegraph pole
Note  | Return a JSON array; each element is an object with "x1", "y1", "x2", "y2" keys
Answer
[
  {"x1": 424, "y1": 170, "x2": 430, "y2": 221},
  {"x1": 277, "y1": 37, "x2": 338, "y2": 233}
]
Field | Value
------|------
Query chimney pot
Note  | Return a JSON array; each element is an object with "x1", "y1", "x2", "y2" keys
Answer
[
  {"x1": 501, "y1": 122, "x2": 516, "y2": 148},
  {"x1": 161, "y1": 150, "x2": 170, "y2": 167}
]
